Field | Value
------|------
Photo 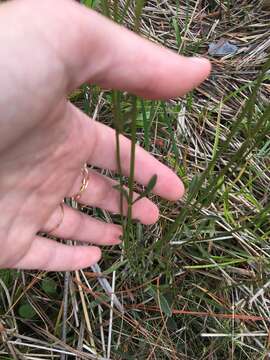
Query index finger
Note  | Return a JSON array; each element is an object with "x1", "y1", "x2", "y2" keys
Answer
[
  {"x1": 14, "y1": 0, "x2": 211, "y2": 98},
  {"x1": 65, "y1": 2, "x2": 212, "y2": 97}
]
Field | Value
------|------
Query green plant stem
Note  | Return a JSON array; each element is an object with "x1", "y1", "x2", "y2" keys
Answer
[
  {"x1": 112, "y1": 91, "x2": 124, "y2": 224},
  {"x1": 126, "y1": 96, "x2": 138, "y2": 249},
  {"x1": 155, "y1": 58, "x2": 270, "y2": 250},
  {"x1": 100, "y1": 0, "x2": 110, "y2": 18}
]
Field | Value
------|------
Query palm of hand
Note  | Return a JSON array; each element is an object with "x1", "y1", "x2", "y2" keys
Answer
[{"x1": 0, "y1": 0, "x2": 210, "y2": 271}]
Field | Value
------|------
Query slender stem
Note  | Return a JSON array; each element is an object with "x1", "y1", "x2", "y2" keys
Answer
[
  {"x1": 124, "y1": 1, "x2": 145, "y2": 251},
  {"x1": 134, "y1": 0, "x2": 145, "y2": 32},
  {"x1": 100, "y1": 0, "x2": 110, "y2": 18},
  {"x1": 113, "y1": 0, "x2": 119, "y2": 21},
  {"x1": 112, "y1": 91, "x2": 124, "y2": 223},
  {"x1": 126, "y1": 96, "x2": 138, "y2": 246}
]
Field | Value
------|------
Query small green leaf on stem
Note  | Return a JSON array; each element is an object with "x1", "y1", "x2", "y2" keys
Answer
[
  {"x1": 113, "y1": 184, "x2": 129, "y2": 202},
  {"x1": 132, "y1": 174, "x2": 157, "y2": 204}
]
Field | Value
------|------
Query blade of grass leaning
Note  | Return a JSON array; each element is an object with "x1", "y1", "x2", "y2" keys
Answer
[{"x1": 155, "y1": 57, "x2": 270, "y2": 250}]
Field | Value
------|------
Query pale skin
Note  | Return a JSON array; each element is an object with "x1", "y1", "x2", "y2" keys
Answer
[{"x1": 0, "y1": 0, "x2": 211, "y2": 271}]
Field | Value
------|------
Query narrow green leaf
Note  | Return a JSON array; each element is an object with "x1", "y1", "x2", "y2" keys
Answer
[
  {"x1": 134, "y1": 0, "x2": 145, "y2": 32},
  {"x1": 145, "y1": 174, "x2": 158, "y2": 194},
  {"x1": 147, "y1": 286, "x2": 172, "y2": 317},
  {"x1": 172, "y1": 17, "x2": 181, "y2": 48},
  {"x1": 103, "y1": 260, "x2": 128, "y2": 275},
  {"x1": 159, "y1": 294, "x2": 172, "y2": 317},
  {"x1": 132, "y1": 174, "x2": 157, "y2": 204},
  {"x1": 113, "y1": 184, "x2": 129, "y2": 202}
]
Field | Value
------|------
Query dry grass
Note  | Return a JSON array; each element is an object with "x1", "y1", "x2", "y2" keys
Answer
[{"x1": 1, "y1": 1, "x2": 270, "y2": 359}]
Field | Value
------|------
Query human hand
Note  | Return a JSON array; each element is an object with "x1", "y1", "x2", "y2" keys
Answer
[{"x1": 0, "y1": 0, "x2": 211, "y2": 271}]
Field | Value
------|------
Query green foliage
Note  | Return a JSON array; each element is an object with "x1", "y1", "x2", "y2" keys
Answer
[
  {"x1": 0, "y1": 269, "x2": 14, "y2": 286},
  {"x1": 41, "y1": 277, "x2": 57, "y2": 296},
  {"x1": 18, "y1": 303, "x2": 36, "y2": 319},
  {"x1": 147, "y1": 286, "x2": 172, "y2": 317}
]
